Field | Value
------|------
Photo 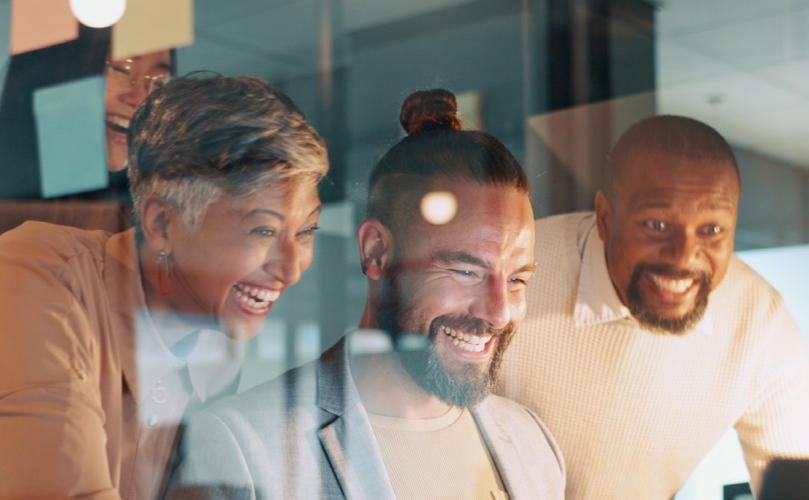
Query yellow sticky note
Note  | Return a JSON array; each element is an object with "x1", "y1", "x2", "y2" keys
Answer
[
  {"x1": 10, "y1": 0, "x2": 79, "y2": 55},
  {"x1": 112, "y1": 0, "x2": 193, "y2": 60}
]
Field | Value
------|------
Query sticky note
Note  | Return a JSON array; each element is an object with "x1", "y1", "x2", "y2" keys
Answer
[
  {"x1": 112, "y1": 0, "x2": 194, "y2": 60},
  {"x1": 10, "y1": 0, "x2": 79, "y2": 55},
  {"x1": 33, "y1": 76, "x2": 108, "y2": 198}
]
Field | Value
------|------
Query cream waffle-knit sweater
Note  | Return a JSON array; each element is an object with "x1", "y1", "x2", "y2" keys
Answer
[{"x1": 497, "y1": 212, "x2": 809, "y2": 500}]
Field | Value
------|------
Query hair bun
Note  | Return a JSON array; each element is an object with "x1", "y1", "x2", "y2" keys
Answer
[{"x1": 399, "y1": 89, "x2": 461, "y2": 135}]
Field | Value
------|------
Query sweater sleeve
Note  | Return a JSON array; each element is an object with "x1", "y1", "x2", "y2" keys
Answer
[
  {"x1": 734, "y1": 295, "x2": 809, "y2": 497},
  {"x1": 0, "y1": 225, "x2": 120, "y2": 499}
]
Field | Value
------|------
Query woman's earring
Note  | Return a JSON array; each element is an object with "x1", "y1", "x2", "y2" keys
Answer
[{"x1": 157, "y1": 250, "x2": 173, "y2": 296}]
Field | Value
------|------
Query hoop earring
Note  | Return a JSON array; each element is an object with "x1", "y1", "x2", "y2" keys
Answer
[{"x1": 157, "y1": 250, "x2": 173, "y2": 296}]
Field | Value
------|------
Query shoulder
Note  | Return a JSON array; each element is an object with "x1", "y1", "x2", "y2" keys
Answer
[
  {"x1": 198, "y1": 358, "x2": 321, "y2": 431},
  {"x1": 534, "y1": 211, "x2": 593, "y2": 234},
  {"x1": 533, "y1": 211, "x2": 594, "y2": 256},
  {"x1": 0, "y1": 221, "x2": 111, "y2": 268},
  {"x1": 715, "y1": 255, "x2": 789, "y2": 328}
]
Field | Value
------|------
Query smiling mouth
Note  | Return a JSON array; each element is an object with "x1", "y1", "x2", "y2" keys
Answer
[
  {"x1": 233, "y1": 283, "x2": 280, "y2": 312},
  {"x1": 105, "y1": 114, "x2": 130, "y2": 135},
  {"x1": 647, "y1": 273, "x2": 697, "y2": 295},
  {"x1": 439, "y1": 325, "x2": 492, "y2": 353}
]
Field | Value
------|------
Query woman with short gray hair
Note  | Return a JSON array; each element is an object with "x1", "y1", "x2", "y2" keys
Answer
[{"x1": 0, "y1": 73, "x2": 328, "y2": 499}]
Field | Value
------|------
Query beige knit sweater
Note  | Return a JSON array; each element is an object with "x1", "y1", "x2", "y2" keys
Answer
[{"x1": 497, "y1": 212, "x2": 809, "y2": 500}]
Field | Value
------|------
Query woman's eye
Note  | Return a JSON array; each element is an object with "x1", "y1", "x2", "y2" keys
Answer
[
  {"x1": 250, "y1": 228, "x2": 275, "y2": 237},
  {"x1": 299, "y1": 225, "x2": 320, "y2": 236}
]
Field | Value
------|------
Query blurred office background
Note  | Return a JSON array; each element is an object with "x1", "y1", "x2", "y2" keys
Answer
[{"x1": 0, "y1": 1, "x2": 806, "y2": 498}]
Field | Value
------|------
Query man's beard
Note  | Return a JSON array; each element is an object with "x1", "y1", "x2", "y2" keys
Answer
[
  {"x1": 627, "y1": 262, "x2": 711, "y2": 335},
  {"x1": 377, "y1": 268, "x2": 516, "y2": 408}
]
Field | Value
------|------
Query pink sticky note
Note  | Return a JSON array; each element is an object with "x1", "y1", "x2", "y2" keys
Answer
[{"x1": 10, "y1": 0, "x2": 79, "y2": 55}]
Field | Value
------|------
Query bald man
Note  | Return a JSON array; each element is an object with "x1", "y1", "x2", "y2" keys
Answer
[{"x1": 497, "y1": 115, "x2": 809, "y2": 500}]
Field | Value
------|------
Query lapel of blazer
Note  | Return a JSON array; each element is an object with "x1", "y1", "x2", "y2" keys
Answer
[
  {"x1": 316, "y1": 337, "x2": 397, "y2": 500},
  {"x1": 472, "y1": 400, "x2": 541, "y2": 500}
]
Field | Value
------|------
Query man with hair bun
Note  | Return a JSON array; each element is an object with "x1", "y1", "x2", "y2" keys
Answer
[
  {"x1": 497, "y1": 115, "x2": 809, "y2": 499},
  {"x1": 166, "y1": 88, "x2": 565, "y2": 500}
]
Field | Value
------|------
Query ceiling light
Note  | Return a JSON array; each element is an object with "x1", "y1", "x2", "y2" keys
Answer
[{"x1": 70, "y1": 0, "x2": 126, "y2": 28}]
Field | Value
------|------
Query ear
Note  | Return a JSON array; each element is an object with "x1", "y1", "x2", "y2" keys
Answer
[
  {"x1": 357, "y1": 219, "x2": 395, "y2": 281},
  {"x1": 594, "y1": 190, "x2": 611, "y2": 243},
  {"x1": 140, "y1": 193, "x2": 175, "y2": 253}
]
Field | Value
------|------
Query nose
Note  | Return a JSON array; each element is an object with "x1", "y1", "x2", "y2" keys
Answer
[
  {"x1": 121, "y1": 81, "x2": 148, "y2": 107},
  {"x1": 662, "y1": 229, "x2": 699, "y2": 268},
  {"x1": 265, "y1": 236, "x2": 303, "y2": 287},
  {"x1": 470, "y1": 276, "x2": 511, "y2": 330}
]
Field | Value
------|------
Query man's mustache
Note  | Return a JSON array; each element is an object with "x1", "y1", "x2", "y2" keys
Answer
[
  {"x1": 432, "y1": 314, "x2": 515, "y2": 339},
  {"x1": 634, "y1": 262, "x2": 711, "y2": 281}
]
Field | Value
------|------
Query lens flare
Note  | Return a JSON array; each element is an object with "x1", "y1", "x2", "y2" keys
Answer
[{"x1": 420, "y1": 191, "x2": 457, "y2": 225}]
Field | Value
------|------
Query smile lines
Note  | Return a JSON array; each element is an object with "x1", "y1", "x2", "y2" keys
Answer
[
  {"x1": 233, "y1": 283, "x2": 280, "y2": 309},
  {"x1": 440, "y1": 325, "x2": 492, "y2": 353}
]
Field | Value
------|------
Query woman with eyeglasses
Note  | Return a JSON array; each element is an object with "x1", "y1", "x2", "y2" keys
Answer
[
  {"x1": 0, "y1": 25, "x2": 171, "y2": 200},
  {"x1": 0, "y1": 73, "x2": 328, "y2": 499}
]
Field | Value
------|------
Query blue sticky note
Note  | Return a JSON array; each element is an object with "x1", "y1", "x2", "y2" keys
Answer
[{"x1": 33, "y1": 75, "x2": 108, "y2": 198}]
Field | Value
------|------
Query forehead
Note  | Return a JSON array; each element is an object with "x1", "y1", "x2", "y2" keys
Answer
[
  {"x1": 209, "y1": 177, "x2": 320, "y2": 217},
  {"x1": 114, "y1": 51, "x2": 171, "y2": 70},
  {"x1": 404, "y1": 179, "x2": 534, "y2": 262},
  {"x1": 616, "y1": 150, "x2": 740, "y2": 212}
]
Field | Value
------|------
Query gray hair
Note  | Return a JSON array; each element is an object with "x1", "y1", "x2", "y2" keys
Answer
[{"x1": 127, "y1": 73, "x2": 328, "y2": 230}]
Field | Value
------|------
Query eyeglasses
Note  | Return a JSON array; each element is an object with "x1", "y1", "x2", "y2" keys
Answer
[{"x1": 105, "y1": 59, "x2": 171, "y2": 95}]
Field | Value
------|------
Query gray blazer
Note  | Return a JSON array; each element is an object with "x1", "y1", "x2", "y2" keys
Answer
[{"x1": 166, "y1": 337, "x2": 565, "y2": 499}]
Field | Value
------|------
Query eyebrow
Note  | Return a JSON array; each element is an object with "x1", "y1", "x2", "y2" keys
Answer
[
  {"x1": 634, "y1": 200, "x2": 735, "y2": 212},
  {"x1": 434, "y1": 251, "x2": 489, "y2": 269},
  {"x1": 244, "y1": 205, "x2": 322, "y2": 221},
  {"x1": 515, "y1": 262, "x2": 538, "y2": 274},
  {"x1": 434, "y1": 252, "x2": 538, "y2": 274}
]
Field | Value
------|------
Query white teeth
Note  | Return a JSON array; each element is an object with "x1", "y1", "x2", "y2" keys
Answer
[
  {"x1": 106, "y1": 114, "x2": 130, "y2": 128},
  {"x1": 440, "y1": 325, "x2": 489, "y2": 352},
  {"x1": 234, "y1": 283, "x2": 280, "y2": 310},
  {"x1": 650, "y1": 274, "x2": 693, "y2": 293}
]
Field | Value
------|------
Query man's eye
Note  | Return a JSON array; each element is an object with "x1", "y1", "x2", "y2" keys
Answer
[
  {"x1": 644, "y1": 220, "x2": 667, "y2": 231},
  {"x1": 701, "y1": 224, "x2": 722, "y2": 236},
  {"x1": 451, "y1": 269, "x2": 476, "y2": 277},
  {"x1": 250, "y1": 228, "x2": 275, "y2": 237}
]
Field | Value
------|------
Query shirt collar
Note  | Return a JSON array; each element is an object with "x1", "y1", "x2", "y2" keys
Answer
[
  {"x1": 104, "y1": 229, "x2": 243, "y2": 404},
  {"x1": 573, "y1": 221, "x2": 713, "y2": 335}
]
